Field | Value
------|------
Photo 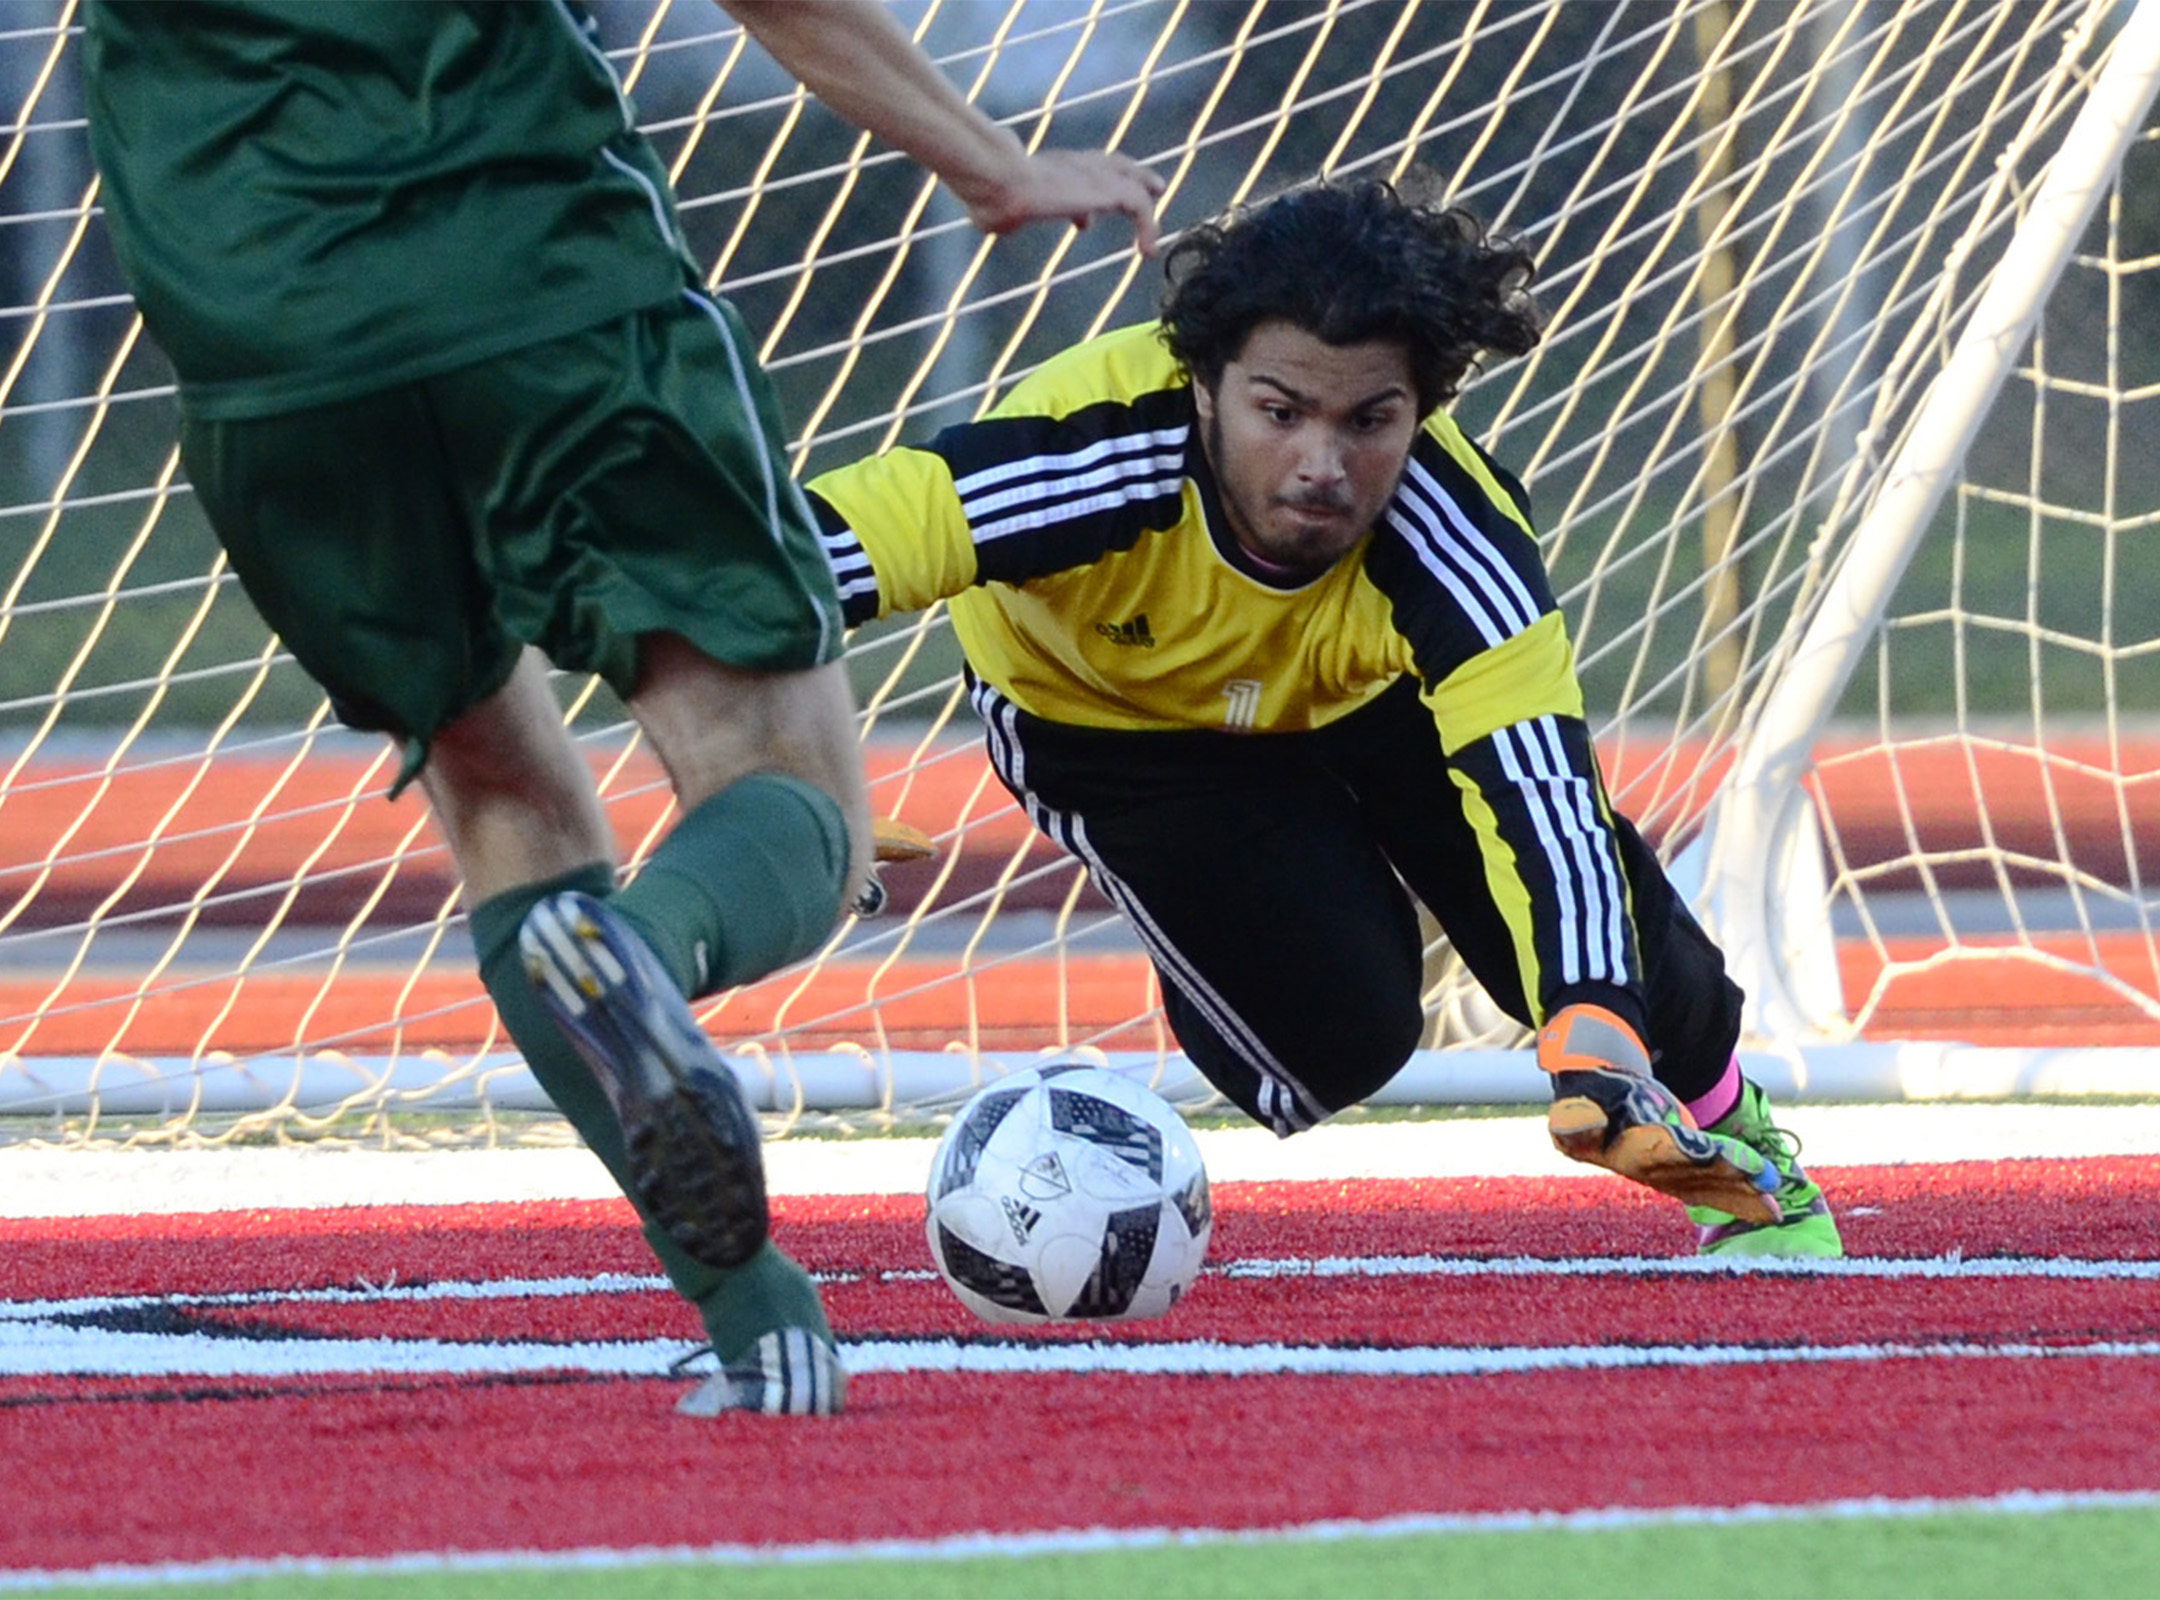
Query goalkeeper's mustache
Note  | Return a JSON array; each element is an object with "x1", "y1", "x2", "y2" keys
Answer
[{"x1": 1273, "y1": 488, "x2": 1356, "y2": 516}]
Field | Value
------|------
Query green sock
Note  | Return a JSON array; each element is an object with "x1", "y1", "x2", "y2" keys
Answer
[
  {"x1": 611, "y1": 771, "x2": 848, "y2": 1000},
  {"x1": 468, "y1": 865, "x2": 831, "y2": 1357},
  {"x1": 471, "y1": 864, "x2": 628, "y2": 1175},
  {"x1": 697, "y1": 1239, "x2": 832, "y2": 1356}
]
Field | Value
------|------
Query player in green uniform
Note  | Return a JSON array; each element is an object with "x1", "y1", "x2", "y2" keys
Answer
[
  {"x1": 812, "y1": 178, "x2": 1840, "y2": 1258},
  {"x1": 80, "y1": 0, "x2": 1164, "y2": 1417}
]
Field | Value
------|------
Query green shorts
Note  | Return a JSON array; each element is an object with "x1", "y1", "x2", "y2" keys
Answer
[{"x1": 179, "y1": 290, "x2": 845, "y2": 792}]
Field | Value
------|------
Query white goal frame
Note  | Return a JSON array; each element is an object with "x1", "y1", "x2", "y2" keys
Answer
[
  {"x1": 1699, "y1": 0, "x2": 2160, "y2": 1096},
  {"x1": 7, "y1": 0, "x2": 2160, "y2": 1133}
]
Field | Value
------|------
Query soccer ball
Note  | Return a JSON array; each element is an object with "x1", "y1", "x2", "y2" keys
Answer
[{"x1": 925, "y1": 1062, "x2": 1212, "y2": 1324}]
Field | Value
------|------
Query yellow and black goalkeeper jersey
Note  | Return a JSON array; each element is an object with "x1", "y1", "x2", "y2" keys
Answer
[{"x1": 808, "y1": 323, "x2": 1641, "y2": 1022}]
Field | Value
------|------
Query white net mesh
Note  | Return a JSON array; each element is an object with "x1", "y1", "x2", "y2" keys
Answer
[
  {"x1": 1811, "y1": 120, "x2": 2160, "y2": 1049},
  {"x1": 2, "y1": 0, "x2": 2153, "y2": 1142}
]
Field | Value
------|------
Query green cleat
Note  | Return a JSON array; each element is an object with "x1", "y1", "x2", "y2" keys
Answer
[{"x1": 1690, "y1": 1079, "x2": 1844, "y2": 1258}]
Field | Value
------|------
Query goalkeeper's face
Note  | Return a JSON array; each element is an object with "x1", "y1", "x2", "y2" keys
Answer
[{"x1": 1193, "y1": 319, "x2": 1420, "y2": 575}]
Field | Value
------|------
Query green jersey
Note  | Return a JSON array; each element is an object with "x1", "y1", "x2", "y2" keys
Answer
[{"x1": 82, "y1": 0, "x2": 694, "y2": 420}]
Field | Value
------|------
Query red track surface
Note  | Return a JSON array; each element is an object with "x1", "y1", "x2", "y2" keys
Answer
[
  {"x1": 13, "y1": 734, "x2": 2160, "y2": 1055},
  {"x1": 2, "y1": 1160, "x2": 2157, "y2": 1575}
]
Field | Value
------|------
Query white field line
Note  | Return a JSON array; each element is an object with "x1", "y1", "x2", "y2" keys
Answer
[
  {"x1": 3, "y1": 1488, "x2": 2158, "y2": 1593},
  {"x1": 3, "y1": 1322, "x2": 2159, "y2": 1382},
  {"x1": 0, "y1": 1327, "x2": 689, "y2": 1380},
  {"x1": 842, "y1": 1336, "x2": 2160, "y2": 1377},
  {"x1": 5, "y1": 1250, "x2": 2156, "y2": 1324},
  {"x1": 1214, "y1": 1252, "x2": 2160, "y2": 1281},
  {"x1": 6, "y1": 1251, "x2": 2156, "y2": 1379}
]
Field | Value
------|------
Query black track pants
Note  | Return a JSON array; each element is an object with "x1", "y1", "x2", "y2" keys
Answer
[{"x1": 973, "y1": 676, "x2": 1744, "y2": 1136}]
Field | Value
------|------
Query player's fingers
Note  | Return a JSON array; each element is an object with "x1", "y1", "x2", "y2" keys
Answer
[
  {"x1": 1124, "y1": 153, "x2": 1168, "y2": 198},
  {"x1": 1100, "y1": 153, "x2": 1165, "y2": 254},
  {"x1": 1122, "y1": 192, "x2": 1161, "y2": 257},
  {"x1": 978, "y1": 151, "x2": 1161, "y2": 253}
]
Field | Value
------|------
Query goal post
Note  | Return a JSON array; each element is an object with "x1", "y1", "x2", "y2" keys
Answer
[
  {"x1": 1703, "y1": 0, "x2": 2160, "y2": 1047},
  {"x1": 5, "y1": 0, "x2": 2160, "y2": 1143}
]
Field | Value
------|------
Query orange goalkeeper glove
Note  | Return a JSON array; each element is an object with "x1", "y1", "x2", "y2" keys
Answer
[{"x1": 1537, "y1": 1002, "x2": 1780, "y2": 1223}]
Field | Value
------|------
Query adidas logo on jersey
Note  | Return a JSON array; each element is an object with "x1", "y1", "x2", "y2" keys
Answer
[{"x1": 1093, "y1": 613, "x2": 1156, "y2": 648}]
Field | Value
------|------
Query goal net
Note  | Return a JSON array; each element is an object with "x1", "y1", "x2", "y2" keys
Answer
[{"x1": 4, "y1": 0, "x2": 2157, "y2": 1143}]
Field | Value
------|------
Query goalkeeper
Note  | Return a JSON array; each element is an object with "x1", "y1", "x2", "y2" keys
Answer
[
  {"x1": 79, "y1": 0, "x2": 1163, "y2": 1419},
  {"x1": 812, "y1": 178, "x2": 1840, "y2": 1258}
]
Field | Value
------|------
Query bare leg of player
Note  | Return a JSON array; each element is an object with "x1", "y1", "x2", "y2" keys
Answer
[{"x1": 428, "y1": 648, "x2": 847, "y2": 1415}]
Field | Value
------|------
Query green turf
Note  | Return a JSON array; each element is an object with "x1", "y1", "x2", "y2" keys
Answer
[{"x1": 27, "y1": 1504, "x2": 2157, "y2": 1599}]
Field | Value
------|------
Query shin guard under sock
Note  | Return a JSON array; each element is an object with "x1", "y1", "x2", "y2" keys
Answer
[{"x1": 611, "y1": 771, "x2": 849, "y2": 999}]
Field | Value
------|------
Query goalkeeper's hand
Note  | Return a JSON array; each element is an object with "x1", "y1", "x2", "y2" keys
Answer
[
  {"x1": 1536, "y1": 1001, "x2": 1654, "y2": 1082},
  {"x1": 1535, "y1": 1002, "x2": 1780, "y2": 1222}
]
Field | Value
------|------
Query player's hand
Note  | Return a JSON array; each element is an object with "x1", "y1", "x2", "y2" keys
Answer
[
  {"x1": 1537, "y1": 1002, "x2": 1780, "y2": 1222},
  {"x1": 961, "y1": 149, "x2": 1166, "y2": 256}
]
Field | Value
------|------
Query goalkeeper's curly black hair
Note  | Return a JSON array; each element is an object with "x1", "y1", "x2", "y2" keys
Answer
[{"x1": 1159, "y1": 176, "x2": 1543, "y2": 415}]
